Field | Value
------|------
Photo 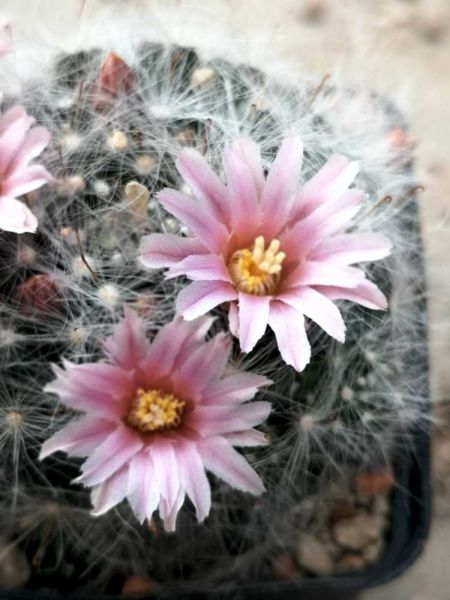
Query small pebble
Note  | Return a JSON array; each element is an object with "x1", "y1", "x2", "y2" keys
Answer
[
  {"x1": 338, "y1": 553, "x2": 366, "y2": 572},
  {"x1": 271, "y1": 553, "x2": 296, "y2": 580},
  {"x1": 109, "y1": 130, "x2": 129, "y2": 151},
  {"x1": 355, "y1": 470, "x2": 394, "y2": 496},
  {"x1": 364, "y1": 539, "x2": 384, "y2": 564},
  {"x1": 125, "y1": 181, "x2": 150, "y2": 219},
  {"x1": 190, "y1": 67, "x2": 216, "y2": 89},
  {"x1": 122, "y1": 575, "x2": 154, "y2": 595},
  {"x1": 333, "y1": 514, "x2": 383, "y2": 551},
  {"x1": 134, "y1": 155, "x2": 156, "y2": 176},
  {"x1": 0, "y1": 536, "x2": 30, "y2": 588},
  {"x1": 297, "y1": 534, "x2": 334, "y2": 576}
]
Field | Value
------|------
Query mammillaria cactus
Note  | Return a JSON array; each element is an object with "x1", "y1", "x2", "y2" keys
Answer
[{"x1": 0, "y1": 18, "x2": 427, "y2": 594}]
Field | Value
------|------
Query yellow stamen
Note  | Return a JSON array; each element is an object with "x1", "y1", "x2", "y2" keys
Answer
[
  {"x1": 228, "y1": 236, "x2": 286, "y2": 295},
  {"x1": 126, "y1": 388, "x2": 185, "y2": 433}
]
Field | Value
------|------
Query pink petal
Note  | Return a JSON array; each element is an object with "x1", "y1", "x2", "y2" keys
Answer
[
  {"x1": 39, "y1": 417, "x2": 116, "y2": 460},
  {"x1": 127, "y1": 451, "x2": 160, "y2": 523},
  {"x1": 159, "y1": 487, "x2": 185, "y2": 532},
  {"x1": 9, "y1": 126, "x2": 50, "y2": 172},
  {"x1": 76, "y1": 426, "x2": 143, "y2": 487},
  {"x1": 199, "y1": 436, "x2": 265, "y2": 495},
  {"x1": 176, "y1": 442, "x2": 211, "y2": 523},
  {"x1": 149, "y1": 440, "x2": 180, "y2": 513},
  {"x1": 315, "y1": 280, "x2": 388, "y2": 310},
  {"x1": 310, "y1": 233, "x2": 392, "y2": 265},
  {"x1": 294, "y1": 155, "x2": 360, "y2": 219},
  {"x1": 238, "y1": 293, "x2": 270, "y2": 353},
  {"x1": 141, "y1": 316, "x2": 214, "y2": 381},
  {"x1": 139, "y1": 233, "x2": 206, "y2": 269},
  {"x1": 228, "y1": 302, "x2": 239, "y2": 337},
  {"x1": 0, "y1": 106, "x2": 27, "y2": 134},
  {"x1": 158, "y1": 188, "x2": 229, "y2": 253},
  {"x1": 230, "y1": 138, "x2": 265, "y2": 195},
  {"x1": 284, "y1": 261, "x2": 365, "y2": 289},
  {"x1": 103, "y1": 307, "x2": 150, "y2": 370},
  {"x1": 268, "y1": 301, "x2": 311, "y2": 371},
  {"x1": 223, "y1": 139, "x2": 262, "y2": 239},
  {"x1": 177, "y1": 148, "x2": 230, "y2": 223},
  {"x1": 225, "y1": 429, "x2": 268, "y2": 447},
  {"x1": 188, "y1": 402, "x2": 271, "y2": 437},
  {"x1": 3, "y1": 164, "x2": 52, "y2": 197},
  {"x1": 173, "y1": 334, "x2": 232, "y2": 398},
  {"x1": 91, "y1": 465, "x2": 129, "y2": 516},
  {"x1": 281, "y1": 189, "x2": 363, "y2": 258},
  {"x1": 166, "y1": 254, "x2": 231, "y2": 282},
  {"x1": 0, "y1": 111, "x2": 34, "y2": 175},
  {"x1": 204, "y1": 372, "x2": 271, "y2": 405},
  {"x1": 176, "y1": 280, "x2": 237, "y2": 320},
  {"x1": 0, "y1": 195, "x2": 37, "y2": 234},
  {"x1": 278, "y1": 287, "x2": 346, "y2": 342},
  {"x1": 45, "y1": 363, "x2": 132, "y2": 419},
  {"x1": 262, "y1": 136, "x2": 303, "y2": 238}
]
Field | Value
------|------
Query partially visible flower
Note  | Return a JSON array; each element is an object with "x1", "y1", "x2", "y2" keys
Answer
[
  {"x1": 0, "y1": 106, "x2": 52, "y2": 234},
  {"x1": 40, "y1": 309, "x2": 271, "y2": 531},
  {"x1": 140, "y1": 137, "x2": 391, "y2": 371},
  {"x1": 0, "y1": 22, "x2": 12, "y2": 58}
]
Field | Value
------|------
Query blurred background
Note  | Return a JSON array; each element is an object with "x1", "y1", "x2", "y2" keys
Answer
[{"x1": 1, "y1": 0, "x2": 450, "y2": 597}]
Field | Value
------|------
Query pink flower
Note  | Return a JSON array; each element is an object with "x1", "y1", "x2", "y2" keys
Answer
[
  {"x1": 0, "y1": 106, "x2": 52, "y2": 234},
  {"x1": 0, "y1": 22, "x2": 13, "y2": 57},
  {"x1": 40, "y1": 310, "x2": 271, "y2": 531},
  {"x1": 140, "y1": 137, "x2": 392, "y2": 371}
]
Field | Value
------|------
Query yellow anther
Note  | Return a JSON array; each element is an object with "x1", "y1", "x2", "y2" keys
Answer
[
  {"x1": 228, "y1": 237, "x2": 286, "y2": 296},
  {"x1": 127, "y1": 388, "x2": 185, "y2": 433}
]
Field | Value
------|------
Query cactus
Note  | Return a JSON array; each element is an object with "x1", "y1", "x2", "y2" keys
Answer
[{"x1": 0, "y1": 33, "x2": 427, "y2": 594}]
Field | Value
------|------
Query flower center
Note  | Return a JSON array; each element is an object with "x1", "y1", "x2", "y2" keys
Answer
[
  {"x1": 228, "y1": 236, "x2": 286, "y2": 295},
  {"x1": 126, "y1": 388, "x2": 185, "y2": 433}
]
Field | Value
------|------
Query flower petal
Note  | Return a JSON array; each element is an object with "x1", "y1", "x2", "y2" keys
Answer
[
  {"x1": 314, "y1": 280, "x2": 388, "y2": 310},
  {"x1": 158, "y1": 188, "x2": 229, "y2": 253},
  {"x1": 139, "y1": 233, "x2": 206, "y2": 269},
  {"x1": 310, "y1": 233, "x2": 392, "y2": 265},
  {"x1": 284, "y1": 261, "x2": 365, "y2": 289},
  {"x1": 188, "y1": 402, "x2": 271, "y2": 437},
  {"x1": 150, "y1": 440, "x2": 180, "y2": 513},
  {"x1": 228, "y1": 302, "x2": 239, "y2": 337},
  {"x1": 223, "y1": 139, "x2": 262, "y2": 239},
  {"x1": 294, "y1": 155, "x2": 360, "y2": 219},
  {"x1": 127, "y1": 451, "x2": 160, "y2": 523},
  {"x1": 204, "y1": 372, "x2": 271, "y2": 405},
  {"x1": 9, "y1": 126, "x2": 50, "y2": 172},
  {"x1": 3, "y1": 164, "x2": 52, "y2": 197},
  {"x1": 173, "y1": 334, "x2": 232, "y2": 398},
  {"x1": 39, "y1": 417, "x2": 116, "y2": 460},
  {"x1": 238, "y1": 292, "x2": 270, "y2": 353},
  {"x1": 166, "y1": 253, "x2": 231, "y2": 282},
  {"x1": 176, "y1": 280, "x2": 237, "y2": 320},
  {"x1": 0, "y1": 195, "x2": 37, "y2": 234},
  {"x1": 103, "y1": 307, "x2": 150, "y2": 370},
  {"x1": 91, "y1": 465, "x2": 129, "y2": 516},
  {"x1": 177, "y1": 148, "x2": 229, "y2": 223},
  {"x1": 76, "y1": 426, "x2": 143, "y2": 487},
  {"x1": 199, "y1": 436, "x2": 265, "y2": 495},
  {"x1": 262, "y1": 136, "x2": 303, "y2": 238},
  {"x1": 176, "y1": 442, "x2": 211, "y2": 523},
  {"x1": 224, "y1": 429, "x2": 268, "y2": 447},
  {"x1": 278, "y1": 287, "x2": 346, "y2": 342},
  {"x1": 268, "y1": 301, "x2": 311, "y2": 371}
]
